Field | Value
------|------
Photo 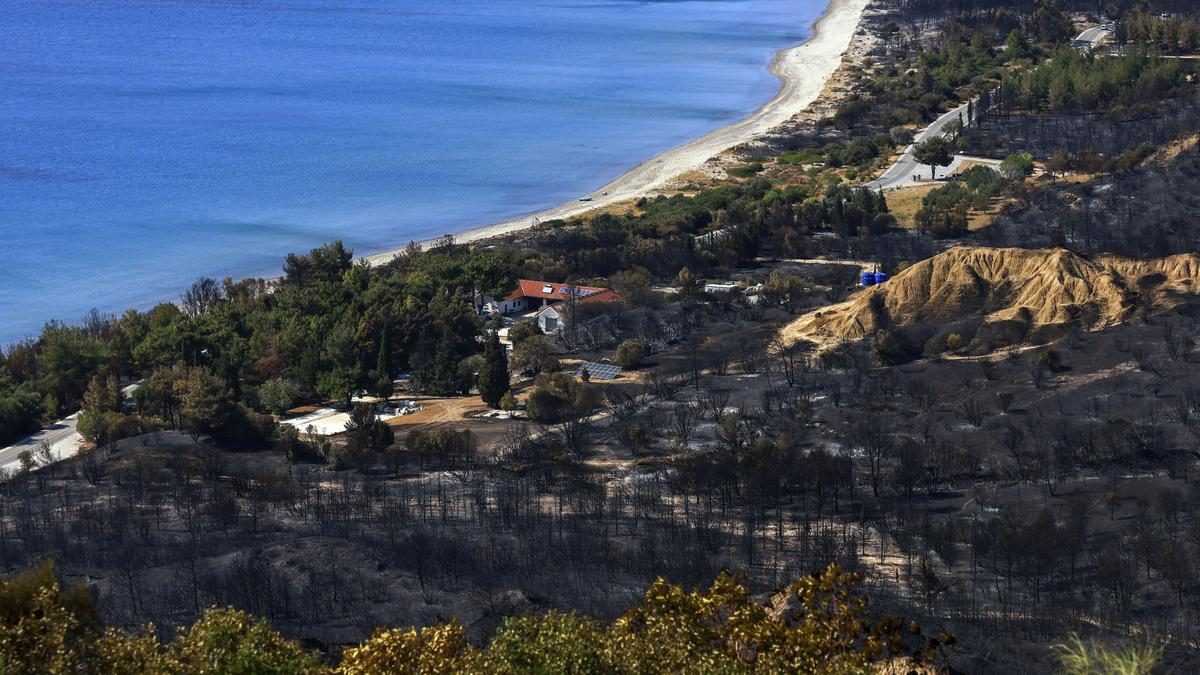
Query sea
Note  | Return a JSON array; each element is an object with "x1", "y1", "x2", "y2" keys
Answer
[{"x1": 0, "y1": 0, "x2": 825, "y2": 345}]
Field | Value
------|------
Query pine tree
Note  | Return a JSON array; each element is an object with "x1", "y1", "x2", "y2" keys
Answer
[
  {"x1": 429, "y1": 339, "x2": 459, "y2": 396},
  {"x1": 914, "y1": 137, "x2": 954, "y2": 180},
  {"x1": 478, "y1": 331, "x2": 509, "y2": 408},
  {"x1": 374, "y1": 322, "x2": 392, "y2": 397}
]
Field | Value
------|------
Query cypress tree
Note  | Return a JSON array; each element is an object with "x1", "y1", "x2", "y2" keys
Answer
[
  {"x1": 430, "y1": 339, "x2": 458, "y2": 396},
  {"x1": 478, "y1": 331, "x2": 509, "y2": 408},
  {"x1": 374, "y1": 322, "x2": 392, "y2": 397}
]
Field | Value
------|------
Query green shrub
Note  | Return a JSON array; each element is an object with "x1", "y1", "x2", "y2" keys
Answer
[
  {"x1": 0, "y1": 562, "x2": 951, "y2": 674},
  {"x1": 1055, "y1": 633, "x2": 1161, "y2": 675},
  {"x1": 615, "y1": 339, "x2": 645, "y2": 369},
  {"x1": 777, "y1": 149, "x2": 824, "y2": 165},
  {"x1": 525, "y1": 373, "x2": 601, "y2": 422},
  {"x1": 727, "y1": 162, "x2": 765, "y2": 178},
  {"x1": 499, "y1": 391, "x2": 518, "y2": 411}
]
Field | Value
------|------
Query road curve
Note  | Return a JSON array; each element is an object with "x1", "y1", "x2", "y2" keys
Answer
[
  {"x1": 0, "y1": 382, "x2": 139, "y2": 476},
  {"x1": 1075, "y1": 26, "x2": 1110, "y2": 45},
  {"x1": 862, "y1": 26, "x2": 1111, "y2": 192},
  {"x1": 863, "y1": 99, "x2": 972, "y2": 190},
  {"x1": 0, "y1": 414, "x2": 82, "y2": 473}
]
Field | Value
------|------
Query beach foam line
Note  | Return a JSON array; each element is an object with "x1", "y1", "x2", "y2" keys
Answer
[{"x1": 362, "y1": 0, "x2": 870, "y2": 265}]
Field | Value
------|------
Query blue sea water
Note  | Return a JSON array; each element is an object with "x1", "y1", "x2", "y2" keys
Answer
[{"x1": 0, "y1": 0, "x2": 824, "y2": 344}]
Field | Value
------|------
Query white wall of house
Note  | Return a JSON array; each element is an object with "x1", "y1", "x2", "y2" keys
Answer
[
  {"x1": 538, "y1": 306, "x2": 563, "y2": 333},
  {"x1": 498, "y1": 297, "x2": 526, "y2": 314}
]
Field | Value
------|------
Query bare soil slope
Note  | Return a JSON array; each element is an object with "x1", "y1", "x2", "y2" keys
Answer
[{"x1": 780, "y1": 246, "x2": 1200, "y2": 354}]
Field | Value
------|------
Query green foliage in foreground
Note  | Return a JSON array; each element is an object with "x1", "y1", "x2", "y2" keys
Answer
[
  {"x1": 338, "y1": 564, "x2": 952, "y2": 674},
  {"x1": 0, "y1": 561, "x2": 952, "y2": 674},
  {"x1": 0, "y1": 560, "x2": 323, "y2": 675},
  {"x1": 1055, "y1": 633, "x2": 1162, "y2": 675}
]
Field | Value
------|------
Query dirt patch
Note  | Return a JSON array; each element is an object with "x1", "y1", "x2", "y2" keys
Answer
[{"x1": 385, "y1": 395, "x2": 524, "y2": 450}]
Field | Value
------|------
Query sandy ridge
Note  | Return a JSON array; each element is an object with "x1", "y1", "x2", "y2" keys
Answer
[{"x1": 363, "y1": 0, "x2": 871, "y2": 265}]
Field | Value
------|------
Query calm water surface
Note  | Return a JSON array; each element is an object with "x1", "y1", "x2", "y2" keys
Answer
[{"x1": 0, "y1": 0, "x2": 825, "y2": 343}]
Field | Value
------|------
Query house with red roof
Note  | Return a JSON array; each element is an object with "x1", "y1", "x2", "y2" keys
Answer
[{"x1": 476, "y1": 280, "x2": 622, "y2": 330}]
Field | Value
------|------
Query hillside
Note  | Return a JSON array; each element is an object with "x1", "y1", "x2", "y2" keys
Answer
[
  {"x1": 975, "y1": 133, "x2": 1200, "y2": 258},
  {"x1": 779, "y1": 246, "x2": 1200, "y2": 355}
]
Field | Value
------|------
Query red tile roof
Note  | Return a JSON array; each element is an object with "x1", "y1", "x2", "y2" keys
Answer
[{"x1": 504, "y1": 280, "x2": 622, "y2": 304}]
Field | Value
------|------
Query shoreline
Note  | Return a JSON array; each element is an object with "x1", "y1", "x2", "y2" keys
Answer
[
  {"x1": 2, "y1": 0, "x2": 870, "y2": 346},
  {"x1": 363, "y1": 0, "x2": 870, "y2": 265}
]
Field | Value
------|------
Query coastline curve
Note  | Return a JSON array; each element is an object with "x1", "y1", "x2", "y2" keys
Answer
[{"x1": 364, "y1": 0, "x2": 870, "y2": 264}]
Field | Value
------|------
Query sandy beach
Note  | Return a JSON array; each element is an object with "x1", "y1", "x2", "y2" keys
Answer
[{"x1": 363, "y1": 0, "x2": 870, "y2": 266}]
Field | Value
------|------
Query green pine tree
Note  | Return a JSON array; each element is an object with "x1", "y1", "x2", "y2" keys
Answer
[
  {"x1": 478, "y1": 331, "x2": 509, "y2": 408},
  {"x1": 374, "y1": 322, "x2": 392, "y2": 397},
  {"x1": 430, "y1": 339, "x2": 458, "y2": 396}
]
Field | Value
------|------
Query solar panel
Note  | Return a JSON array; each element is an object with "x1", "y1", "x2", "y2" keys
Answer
[{"x1": 574, "y1": 362, "x2": 622, "y2": 380}]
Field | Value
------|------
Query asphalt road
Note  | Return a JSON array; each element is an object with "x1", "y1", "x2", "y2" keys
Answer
[
  {"x1": 1075, "y1": 26, "x2": 1111, "y2": 45},
  {"x1": 0, "y1": 413, "x2": 81, "y2": 472},
  {"x1": 0, "y1": 382, "x2": 139, "y2": 475},
  {"x1": 863, "y1": 26, "x2": 1111, "y2": 191},
  {"x1": 863, "y1": 99, "x2": 973, "y2": 190}
]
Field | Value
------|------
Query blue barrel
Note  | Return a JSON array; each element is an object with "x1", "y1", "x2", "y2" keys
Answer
[
  {"x1": 861, "y1": 271, "x2": 876, "y2": 287},
  {"x1": 874, "y1": 272, "x2": 889, "y2": 285}
]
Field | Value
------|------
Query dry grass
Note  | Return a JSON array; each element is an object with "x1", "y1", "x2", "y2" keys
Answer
[
  {"x1": 885, "y1": 184, "x2": 938, "y2": 228},
  {"x1": 1149, "y1": 132, "x2": 1200, "y2": 165},
  {"x1": 887, "y1": 164, "x2": 1009, "y2": 230},
  {"x1": 949, "y1": 159, "x2": 994, "y2": 174},
  {"x1": 966, "y1": 195, "x2": 1016, "y2": 232},
  {"x1": 581, "y1": 198, "x2": 642, "y2": 219},
  {"x1": 1054, "y1": 634, "x2": 1162, "y2": 675},
  {"x1": 668, "y1": 168, "x2": 727, "y2": 193},
  {"x1": 1038, "y1": 171, "x2": 1097, "y2": 185}
]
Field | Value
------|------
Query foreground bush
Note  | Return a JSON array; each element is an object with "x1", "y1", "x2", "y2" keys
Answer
[
  {"x1": 0, "y1": 562, "x2": 322, "y2": 675},
  {"x1": 1054, "y1": 633, "x2": 1161, "y2": 675},
  {"x1": 1, "y1": 562, "x2": 949, "y2": 673},
  {"x1": 338, "y1": 565, "x2": 950, "y2": 674}
]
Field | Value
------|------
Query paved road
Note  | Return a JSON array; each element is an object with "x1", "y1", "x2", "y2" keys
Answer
[
  {"x1": 863, "y1": 99, "x2": 974, "y2": 190},
  {"x1": 1074, "y1": 26, "x2": 1111, "y2": 47},
  {"x1": 0, "y1": 381, "x2": 140, "y2": 476},
  {"x1": 0, "y1": 414, "x2": 82, "y2": 473},
  {"x1": 863, "y1": 26, "x2": 1111, "y2": 192}
]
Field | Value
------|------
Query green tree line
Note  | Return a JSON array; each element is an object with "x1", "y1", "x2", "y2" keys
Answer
[
  {"x1": 1117, "y1": 9, "x2": 1200, "y2": 53},
  {"x1": 0, "y1": 560, "x2": 950, "y2": 674},
  {"x1": 997, "y1": 46, "x2": 1193, "y2": 114}
]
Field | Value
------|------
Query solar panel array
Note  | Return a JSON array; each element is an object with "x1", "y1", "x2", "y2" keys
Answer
[
  {"x1": 574, "y1": 362, "x2": 622, "y2": 380},
  {"x1": 560, "y1": 287, "x2": 595, "y2": 297}
]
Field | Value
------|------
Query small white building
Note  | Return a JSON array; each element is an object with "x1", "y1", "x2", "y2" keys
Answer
[
  {"x1": 535, "y1": 304, "x2": 564, "y2": 334},
  {"x1": 704, "y1": 282, "x2": 738, "y2": 294}
]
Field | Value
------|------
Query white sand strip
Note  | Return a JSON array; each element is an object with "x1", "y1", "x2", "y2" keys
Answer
[{"x1": 363, "y1": 0, "x2": 870, "y2": 265}]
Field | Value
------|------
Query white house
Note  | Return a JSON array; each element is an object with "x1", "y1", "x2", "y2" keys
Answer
[{"x1": 476, "y1": 279, "x2": 623, "y2": 317}]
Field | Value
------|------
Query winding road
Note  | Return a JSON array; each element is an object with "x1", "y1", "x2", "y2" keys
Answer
[
  {"x1": 0, "y1": 414, "x2": 82, "y2": 473},
  {"x1": 863, "y1": 99, "x2": 975, "y2": 190},
  {"x1": 0, "y1": 382, "x2": 140, "y2": 476},
  {"x1": 863, "y1": 25, "x2": 1111, "y2": 191}
]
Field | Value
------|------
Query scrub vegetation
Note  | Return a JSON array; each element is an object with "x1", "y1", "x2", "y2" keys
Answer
[{"x1": 3, "y1": 0, "x2": 1200, "y2": 672}]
